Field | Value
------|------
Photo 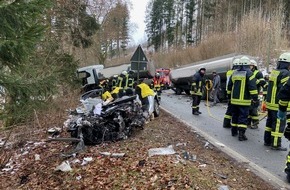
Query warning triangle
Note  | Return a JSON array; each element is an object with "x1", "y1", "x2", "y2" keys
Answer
[{"x1": 130, "y1": 45, "x2": 148, "y2": 62}]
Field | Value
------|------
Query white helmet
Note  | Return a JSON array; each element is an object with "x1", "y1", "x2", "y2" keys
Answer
[
  {"x1": 233, "y1": 58, "x2": 240, "y2": 66},
  {"x1": 250, "y1": 59, "x2": 258, "y2": 67},
  {"x1": 239, "y1": 56, "x2": 251, "y2": 65},
  {"x1": 278, "y1": 52, "x2": 290, "y2": 63},
  {"x1": 121, "y1": 70, "x2": 128, "y2": 75}
]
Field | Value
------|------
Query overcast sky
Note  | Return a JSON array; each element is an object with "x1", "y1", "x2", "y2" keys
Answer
[{"x1": 129, "y1": 0, "x2": 149, "y2": 46}]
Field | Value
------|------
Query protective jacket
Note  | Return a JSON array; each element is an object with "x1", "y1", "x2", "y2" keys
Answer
[
  {"x1": 226, "y1": 69, "x2": 234, "y2": 91},
  {"x1": 252, "y1": 69, "x2": 265, "y2": 92},
  {"x1": 137, "y1": 83, "x2": 155, "y2": 98},
  {"x1": 111, "y1": 75, "x2": 118, "y2": 90},
  {"x1": 227, "y1": 68, "x2": 258, "y2": 106},
  {"x1": 278, "y1": 77, "x2": 290, "y2": 112},
  {"x1": 153, "y1": 77, "x2": 163, "y2": 89},
  {"x1": 266, "y1": 64, "x2": 290, "y2": 111},
  {"x1": 117, "y1": 74, "x2": 134, "y2": 89},
  {"x1": 190, "y1": 71, "x2": 204, "y2": 96}
]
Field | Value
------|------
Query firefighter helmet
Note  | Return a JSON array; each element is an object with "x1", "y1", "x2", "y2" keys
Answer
[
  {"x1": 199, "y1": 67, "x2": 206, "y2": 71},
  {"x1": 278, "y1": 52, "x2": 290, "y2": 63},
  {"x1": 121, "y1": 70, "x2": 128, "y2": 75},
  {"x1": 250, "y1": 59, "x2": 258, "y2": 67},
  {"x1": 155, "y1": 72, "x2": 160, "y2": 77},
  {"x1": 233, "y1": 58, "x2": 240, "y2": 65},
  {"x1": 239, "y1": 56, "x2": 250, "y2": 65}
]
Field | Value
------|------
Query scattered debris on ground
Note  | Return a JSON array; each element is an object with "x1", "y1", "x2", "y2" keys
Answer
[{"x1": 0, "y1": 109, "x2": 277, "y2": 189}]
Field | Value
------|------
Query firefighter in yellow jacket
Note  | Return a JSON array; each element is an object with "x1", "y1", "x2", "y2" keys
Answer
[
  {"x1": 136, "y1": 80, "x2": 155, "y2": 113},
  {"x1": 223, "y1": 58, "x2": 240, "y2": 128},
  {"x1": 265, "y1": 52, "x2": 290, "y2": 151},
  {"x1": 227, "y1": 56, "x2": 258, "y2": 141}
]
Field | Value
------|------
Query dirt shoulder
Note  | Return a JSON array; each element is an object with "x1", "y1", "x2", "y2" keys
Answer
[{"x1": 0, "y1": 110, "x2": 278, "y2": 190}]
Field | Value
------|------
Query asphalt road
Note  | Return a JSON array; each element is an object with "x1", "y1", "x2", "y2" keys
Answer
[{"x1": 160, "y1": 89, "x2": 290, "y2": 189}]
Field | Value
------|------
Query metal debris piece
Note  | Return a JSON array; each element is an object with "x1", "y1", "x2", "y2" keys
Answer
[
  {"x1": 148, "y1": 145, "x2": 176, "y2": 157},
  {"x1": 214, "y1": 172, "x2": 228, "y2": 179},
  {"x1": 218, "y1": 185, "x2": 229, "y2": 190},
  {"x1": 55, "y1": 161, "x2": 72, "y2": 172}
]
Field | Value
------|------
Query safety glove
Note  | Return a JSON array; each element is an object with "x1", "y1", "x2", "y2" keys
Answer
[
  {"x1": 284, "y1": 126, "x2": 290, "y2": 140},
  {"x1": 277, "y1": 110, "x2": 286, "y2": 120}
]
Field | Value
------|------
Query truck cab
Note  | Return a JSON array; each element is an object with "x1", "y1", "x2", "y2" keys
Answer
[{"x1": 77, "y1": 65, "x2": 104, "y2": 92}]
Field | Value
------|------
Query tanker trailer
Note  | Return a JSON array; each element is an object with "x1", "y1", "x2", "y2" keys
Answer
[{"x1": 170, "y1": 54, "x2": 250, "y2": 100}]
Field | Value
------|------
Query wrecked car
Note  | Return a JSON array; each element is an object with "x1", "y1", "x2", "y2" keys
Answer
[{"x1": 64, "y1": 89, "x2": 152, "y2": 146}]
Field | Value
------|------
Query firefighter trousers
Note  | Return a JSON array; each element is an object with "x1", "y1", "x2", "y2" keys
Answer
[
  {"x1": 264, "y1": 109, "x2": 286, "y2": 147},
  {"x1": 223, "y1": 101, "x2": 233, "y2": 128},
  {"x1": 192, "y1": 95, "x2": 202, "y2": 114},
  {"x1": 231, "y1": 105, "x2": 249, "y2": 136},
  {"x1": 248, "y1": 102, "x2": 259, "y2": 126}
]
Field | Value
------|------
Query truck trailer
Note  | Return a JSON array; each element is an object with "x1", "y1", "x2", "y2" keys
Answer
[{"x1": 170, "y1": 54, "x2": 253, "y2": 100}]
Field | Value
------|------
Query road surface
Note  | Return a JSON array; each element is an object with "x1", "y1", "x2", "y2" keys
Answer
[{"x1": 160, "y1": 90, "x2": 290, "y2": 189}]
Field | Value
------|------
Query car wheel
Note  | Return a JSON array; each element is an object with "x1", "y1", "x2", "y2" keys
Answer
[{"x1": 153, "y1": 99, "x2": 160, "y2": 117}]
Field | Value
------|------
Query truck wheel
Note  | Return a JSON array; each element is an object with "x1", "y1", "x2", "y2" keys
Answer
[
  {"x1": 176, "y1": 88, "x2": 182, "y2": 95},
  {"x1": 153, "y1": 99, "x2": 160, "y2": 117}
]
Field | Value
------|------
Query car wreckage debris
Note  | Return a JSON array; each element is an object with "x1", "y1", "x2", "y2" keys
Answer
[{"x1": 49, "y1": 90, "x2": 158, "y2": 155}]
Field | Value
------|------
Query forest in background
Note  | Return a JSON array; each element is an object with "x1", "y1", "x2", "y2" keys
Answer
[{"x1": 0, "y1": 0, "x2": 290, "y2": 128}]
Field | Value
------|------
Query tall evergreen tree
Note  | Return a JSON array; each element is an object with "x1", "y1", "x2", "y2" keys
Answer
[{"x1": 0, "y1": 0, "x2": 78, "y2": 126}]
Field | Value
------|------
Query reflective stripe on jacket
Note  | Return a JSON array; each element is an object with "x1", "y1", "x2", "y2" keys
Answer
[
  {"x1": 117, "y1": 74, "x2": 134, "y2": 89},
  {"x1": 190, "y1": 72, "x2": 203, "y2": 96},
  {"x1": 227, "y1": 69, "x2": 258, "y2": 106},
  {"x1": 226, "y1": 69, "x2": 234, "y2": 91},
  {"x1": 266, "y1": 69, "x2": 289, "y2": 111},
  {"x1": 278, "y1": 74, "x2": 290, "y2": 112}
]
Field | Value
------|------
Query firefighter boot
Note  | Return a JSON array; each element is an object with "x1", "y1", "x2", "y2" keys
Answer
[
  {"x1": 231, "y1": 127, "x2": 238, "y2": 137},
  {"x1": 197, "y1": 107, "x2": 202, "y2": 114},
  {"x1": 223, "y1": 118, "x2": 231, "y2": 128},
  {"x1": 238, "y1": 129, "x2": 248, "y2": 141},
  {"x1": 271, "y1": 137, "x2": 287, "y2": 151},
  {"x1": 192, "y1": 109, "x2": 199, "y2": 115}
]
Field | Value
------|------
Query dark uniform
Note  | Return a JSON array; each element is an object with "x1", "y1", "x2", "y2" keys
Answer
[
  {"x1": 117, "y1": 71, "x2": 134, "y2": 97},
  {"x1": 223, "y1": 58, "x2": 239, "y2": 128},
  {"x1": 276, "y1": 52, "x2": 290, "y2": 181},
  {"x1": 227, "y1": 56, "x2": 258, "y2": 141},
  {"x1": 190, "y1": 68, "x2": 206, "y2": 115},
  {"x1": 264, "y1": 53, "x2": 290, "y2": 151},
  {"x1": 248, "y1": 60, "x2": 266, "y2": 129}
]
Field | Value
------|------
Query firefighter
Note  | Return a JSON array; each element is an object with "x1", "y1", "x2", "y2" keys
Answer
[
  {"x1": 277, "y1": 57, "x2": 290, "y2": 179},
  {"x1": 247, "y1": 59, "x2": 266, "y2": 129},
  {"x1": 227, "y1": 56, "x2": 258, "y2": 141},
  {"x1": 223, "y1": 58, "x2": 240, "y2": 128},
  {"x1": 135, "y1": 79, "x2": 155, "y2": 120},
  {"x1": 117, "y1": 70, "x2": 134, "y2": 96},
  {"x1": 152, "y1": 72, "x2": 163, "y2": 101},
  {"x1": 264, "y1": 52, "x2": 290, "y2": 151},
  {"x1": 191, "y1": 67, "x2": 206, "y2": 115},
  {"x1": 262, "y1": 73, "x2": 269, "y2": 100},
  {"x1": 261, "y1": 73, "x2": 269, "y2": 112},
  {"x1": 111, "y1": 74, "x2": 119, "y2": 90}
]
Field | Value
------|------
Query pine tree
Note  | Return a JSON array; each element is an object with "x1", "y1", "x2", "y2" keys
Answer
[{"x1": 0, "y1": 0, "x2": 78, "y2": 127}]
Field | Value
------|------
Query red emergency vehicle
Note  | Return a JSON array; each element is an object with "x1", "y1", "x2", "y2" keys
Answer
[{"x1": 155, "y1": 68, "x2": 171, "y2": 89}]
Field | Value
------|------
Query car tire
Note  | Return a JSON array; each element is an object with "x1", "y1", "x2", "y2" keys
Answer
[{"x1": 153, "y1": 99, "x2": 160, "y2": 117}]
